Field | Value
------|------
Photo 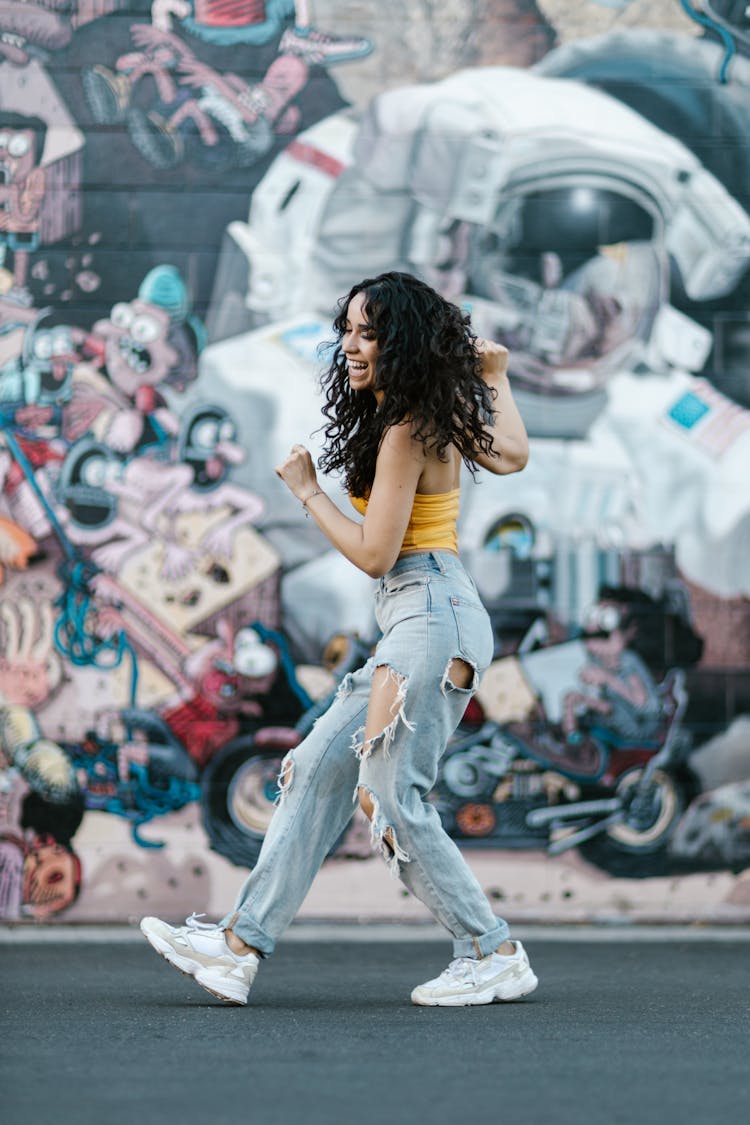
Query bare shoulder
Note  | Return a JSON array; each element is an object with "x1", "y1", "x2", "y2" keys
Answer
[{"x1": 380, "y1": 418, "x2": 427, "y2": 461}]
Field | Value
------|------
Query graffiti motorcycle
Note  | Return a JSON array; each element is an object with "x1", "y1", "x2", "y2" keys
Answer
[
  {"x1": 200, "y1": 603, "x2": 703, "y2": 878},
  {"x1": 434, "y1": 661, "x2": 696, "y2": 879}
]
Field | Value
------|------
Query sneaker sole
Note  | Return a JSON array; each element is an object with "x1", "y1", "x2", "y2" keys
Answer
[
  {"x1": 411, "y1": 967, "x2": 539, "y2": 1007},
  {"x1": 139, "y1": 921, "x2": 248, "y2": 1005}
]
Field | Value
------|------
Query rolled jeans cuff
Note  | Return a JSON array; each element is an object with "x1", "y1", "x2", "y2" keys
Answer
[
  {"x1": 220, "y1": 910, "x2": 276, "y2": 958},
  {"x1": 452, "y1": 916, "x2": 510, "y2": 960}
]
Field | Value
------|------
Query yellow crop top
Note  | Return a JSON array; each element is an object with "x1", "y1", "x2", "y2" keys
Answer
[{"x1": 350, "y1": 488, "x2": 460, "y2": 554}]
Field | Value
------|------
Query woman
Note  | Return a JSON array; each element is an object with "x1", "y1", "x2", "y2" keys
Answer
[{"x1": 140, "y1": 271, "x2": 537, "y2": 1006}]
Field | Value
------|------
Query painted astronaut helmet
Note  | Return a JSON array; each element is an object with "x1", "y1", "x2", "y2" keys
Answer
[
  {"x1": 438, "y1": 180, "x2": 665, "y2": 419},
  {"x1": 310, "y1": 67, "x2": 750, "y2": 435}
]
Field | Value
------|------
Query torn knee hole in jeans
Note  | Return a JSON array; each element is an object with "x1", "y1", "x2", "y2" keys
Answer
[
  {"x1": 441, "y1": 655, "x2": 479, "y2": 696},
  {"x1": 351, "y1": 664, "x2": 414, "y2": 761},
  {"x1": 275, "y1": 751, "x2": 295, "y2": 806},
  {"x1": 357, "y1": 785, "x2": 410, "y2": 877}
]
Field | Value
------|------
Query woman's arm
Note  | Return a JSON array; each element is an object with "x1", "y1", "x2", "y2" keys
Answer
[
  {"x1": 275, "y1": 423, "x2": 424, "y2": 578},
  {"x1": 472, "y1": 340, "x2": 529, "y2": 475}
]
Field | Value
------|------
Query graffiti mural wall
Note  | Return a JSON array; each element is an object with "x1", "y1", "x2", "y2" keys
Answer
[{"x1": 1, "y1": 0, "x2": 749, "y2": 923}]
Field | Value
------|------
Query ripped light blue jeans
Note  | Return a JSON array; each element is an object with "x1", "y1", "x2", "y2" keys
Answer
[{"x1": 221, "y1": 550, "x2": 511, "y2": 959}]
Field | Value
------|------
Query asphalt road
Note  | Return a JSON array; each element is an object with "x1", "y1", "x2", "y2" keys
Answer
[{"x1": 2, "y1": 930, "x2": 748, "y2": 1125}]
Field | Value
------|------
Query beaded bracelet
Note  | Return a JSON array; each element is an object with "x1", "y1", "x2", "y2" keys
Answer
[{"x1": 301, "y1": 488, "x2": 323, "y2": 516}]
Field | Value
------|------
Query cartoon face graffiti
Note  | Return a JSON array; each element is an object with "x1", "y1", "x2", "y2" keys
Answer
[
  {"x1": 93, "y1": 299, "x2": 178, "y2": 396},
  {"x1": 0, "y1": 3, "x2": 72, "y2": 65},
  {"x1": 28, "y1": 324, "x2": 80, "y2": 404},
  {"x1": 0, "y1": 120, "x2": 47, "y2": 285},
  {"x1": 22, "y1": 837, "x2": 81, "y2": 919},
  {"x1": 56, "y1": 441, "x2": 122, "y2": 533},
  {"x1": 0, "y1": 128, "x2": 37, "y2": 192},
  {"x1": 178, "y1": 405, "x2": 244, "y2": 490},
  {"x1": 0, "y1": 654, "x2": 52, "y2": 709},
  {"x1": 195, "y1": 626, "x2": 279, "y2": 712}
]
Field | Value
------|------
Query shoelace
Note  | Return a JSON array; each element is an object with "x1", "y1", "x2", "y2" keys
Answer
[
  {"x1": 185, "y1": 912, "x2": 221, "y2": 931},
  {"x1": 185, "y1": 912, "x2": 256, "y2": 967},
  {"x1": 439, "y1": 957, "x2": 481, "y2": 986}
]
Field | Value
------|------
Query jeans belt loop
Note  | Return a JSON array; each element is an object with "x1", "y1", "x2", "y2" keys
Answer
[{"x1": 431, "y1": 551, "x2": 446, "y2": 574}]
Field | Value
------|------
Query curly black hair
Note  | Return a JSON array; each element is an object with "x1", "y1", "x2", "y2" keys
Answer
[{"x1": 317, "y1": 272, "x2": 497, "y2": 498}]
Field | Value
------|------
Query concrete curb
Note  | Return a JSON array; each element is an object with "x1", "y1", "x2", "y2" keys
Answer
[{"x1": 3, "y1": 921, "x2": 750, "y2": 943}]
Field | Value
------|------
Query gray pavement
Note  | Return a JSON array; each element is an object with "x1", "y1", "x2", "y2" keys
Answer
[{"x1": 2, "y1": 927, "x2": 748, "y2": 1125}]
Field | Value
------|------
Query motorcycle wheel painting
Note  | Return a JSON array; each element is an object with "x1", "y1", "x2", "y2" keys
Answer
[
  {"x1": 201, "y1": 735, "x2": 287, "y2": 868},
  {"x1": 201, "y1": 734, "x2": 350, "y2": 867},
  {"x1": 577, "y1": 765, "x2": 699, "y2": 878}
]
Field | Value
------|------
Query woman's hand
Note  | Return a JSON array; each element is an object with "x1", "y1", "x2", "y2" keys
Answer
[
  {"x1": 471, "y1": 338, "x2": 529, "y2": 475},
  {"x1": 475, "y1": 337, "x2": 509, "y2": 383},
  {"x1": 275, "y1": 444, "x2": 319, "y2": 501}
]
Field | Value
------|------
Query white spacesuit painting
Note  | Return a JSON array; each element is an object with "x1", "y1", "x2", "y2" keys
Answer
[{"x1": 206, "y1": 66, "x2": 750, "y2": 603}]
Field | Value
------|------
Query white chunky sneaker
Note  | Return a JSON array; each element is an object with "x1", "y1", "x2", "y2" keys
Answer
[
  {"x1": 411, "y1": 941, "x2": 538, "y2": 1007},
  {"x1": 140, "y1": 914, "x2": 259, "y2": 1005}
]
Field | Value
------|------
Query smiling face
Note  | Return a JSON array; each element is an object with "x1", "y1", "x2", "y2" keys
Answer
[{"x1": 342, "y1": 291, "x2": 381, "y2": 400}]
